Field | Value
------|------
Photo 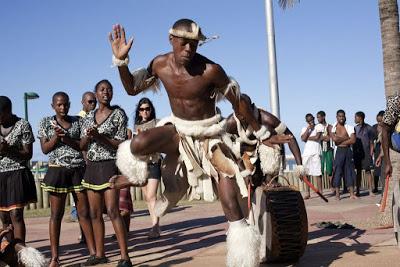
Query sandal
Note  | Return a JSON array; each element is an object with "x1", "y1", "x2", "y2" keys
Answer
[
  {"x1": 147, "y1": 226, "x2": 161, "y2": 240},
  {"x1": 81, "y1": 255, "x2": 109, "y2": 266},
  {"x1": 117, "y1": 259, "x2": 133, "y2": 267}
]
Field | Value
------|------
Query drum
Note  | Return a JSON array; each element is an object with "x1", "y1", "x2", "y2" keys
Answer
[{"x1": 249, "y1": 175, "x2": 308, "y2": 263}]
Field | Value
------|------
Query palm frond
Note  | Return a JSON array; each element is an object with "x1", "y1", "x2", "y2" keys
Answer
[{"x1": 278, "y1": 0, "x2": 299, "y2": 10}]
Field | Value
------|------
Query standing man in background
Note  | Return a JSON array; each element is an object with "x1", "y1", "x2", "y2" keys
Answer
[
  {"x1": 353, "y1": 111, "x2": 374, "y2": 196},
  {"x1": 71, "y1": 91, "x2": 97, "y2": 244},
  {"x1": 331, "y1": 110, "x2": 357, "y2": 200},
  {"x1": 301, "y1": 113, "x2": 323, "y2": 199},
  {"x1": 317, "y1": 111, "x2": 334, "y2": 193}
]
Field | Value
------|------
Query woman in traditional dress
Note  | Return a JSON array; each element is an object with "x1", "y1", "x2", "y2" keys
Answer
[
  {"x1": 80, "y1": 80, "x2": 131, "y2": 267},
  {"x1": 0, "y1": 96, "x2": 36, "y2": 245},
  {"x1": 39, "y1": 92, "x2": 96, "y2": 266}
]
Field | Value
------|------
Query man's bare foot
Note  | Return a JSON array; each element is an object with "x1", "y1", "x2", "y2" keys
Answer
[
  {"x1": 369, "y1": 191, "x2": 375, "y2": 197},
  {"x1": 335, "y1": 195, "x2": 340, "y2": 201},
  {"x1": 350, "y1": 195, "x2": 358, "y2": 200},
  {"x1": 49, "y1": 258, "x2": 60, "y2": 267},
  {"x1": 109, "y1": 175, "x2": 146, "y2": 189}
]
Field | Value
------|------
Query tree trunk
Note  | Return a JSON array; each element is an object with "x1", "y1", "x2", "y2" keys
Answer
[{"x1": 379, "y1": 0, "x2": 400, "y2": 97}]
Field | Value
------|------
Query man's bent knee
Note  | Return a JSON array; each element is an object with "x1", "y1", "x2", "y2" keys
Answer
[{"x1": 130, "y1": 133, "x2": 150, "y2": 156}]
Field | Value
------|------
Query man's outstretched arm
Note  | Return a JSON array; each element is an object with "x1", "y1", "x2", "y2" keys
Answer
[{"x1": 109, "y1": 24, "x2": 158, "y2": 95}]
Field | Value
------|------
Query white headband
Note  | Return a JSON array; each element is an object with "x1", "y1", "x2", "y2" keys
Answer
[{"x1": 168, "y1": 22, "x2": 206, "y2": 41}]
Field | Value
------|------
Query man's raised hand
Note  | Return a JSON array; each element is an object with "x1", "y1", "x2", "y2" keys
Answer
[{"x1": 108, "y1": 24, "x2": 134, "y2": 60}]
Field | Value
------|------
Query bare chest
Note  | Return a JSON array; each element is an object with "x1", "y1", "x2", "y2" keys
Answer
[
  {"x1": 335, "y1": 125, "x2": 349, "y2": 137},
  {"x1": 158, "y1": 71, "x2": 214, "y2": 99}
]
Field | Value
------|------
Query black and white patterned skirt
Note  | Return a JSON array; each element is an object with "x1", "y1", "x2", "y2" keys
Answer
[
  {"x1": 0, "y1": 168, "x2": 37, "y2": 211},
  {"x1": 82, "y1": 160, "x2": 119, "y2": 191},
  {"x1": 41, "y1": 166, "x2": 85, "y2": 193}
]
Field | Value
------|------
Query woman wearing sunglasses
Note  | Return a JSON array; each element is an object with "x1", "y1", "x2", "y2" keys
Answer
[{"x1": 133, "y1": 97, "x2": 162, "y2": 239}]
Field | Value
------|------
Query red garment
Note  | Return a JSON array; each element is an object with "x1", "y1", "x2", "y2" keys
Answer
[{"x1": 119, "y1": 187, "x2": 133, "y2": 214}]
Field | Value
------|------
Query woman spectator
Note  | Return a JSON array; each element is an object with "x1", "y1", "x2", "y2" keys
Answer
[
  {"x1": 80, "y1": 80, "x2": 131, "y2": 267},
  {"x1": 134, "y1": 98, "x2": 162, "y2": 239},
  {"x1": 38, "y1": 92, "x2": 96, "y2": 266},
  {"x1": 0, "y1": 96, "x2": 36, "y2": 245}
]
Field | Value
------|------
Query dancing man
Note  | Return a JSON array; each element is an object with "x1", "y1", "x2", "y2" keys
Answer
[{"x1": 109, "y1": 19, "x2": 289, "y2": 267}]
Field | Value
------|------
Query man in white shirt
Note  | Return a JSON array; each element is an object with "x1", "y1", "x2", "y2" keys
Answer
[
  {"x1": 301, "y1": 113, "x2": 324, "y2": 199},
  {"x1": 331, "y1": 110, "x2": 357, "y2": 200}
]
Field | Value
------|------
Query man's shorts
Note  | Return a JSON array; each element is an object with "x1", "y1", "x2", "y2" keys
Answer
[
  {"x1": 321, "y1": 150, "x2": 333, "y2": 176},
  {"x1": 354, "y1": 154, "x2": 373, "y2": 172},
  {"x1": 302, "y1": 154, "x2": 322, "y2": 176}
]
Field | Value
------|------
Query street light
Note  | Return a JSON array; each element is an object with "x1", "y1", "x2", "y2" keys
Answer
[{"x1": 24, "y1": 92, "x2": 39, "y2": 121}]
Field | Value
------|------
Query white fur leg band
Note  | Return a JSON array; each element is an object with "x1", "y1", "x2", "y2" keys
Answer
[
  {"x1": 18, "y1": 247, "x2": 47, "y2": 267},
  {"x1": 294, "y1": 165, "x2": 306, "y2": 178},
  {"x1": 116, "y1": 140, "x2": 149, "y2": 185},
  {"x1": 227, "y1": 219, "x2": 261, "y2": 267},
  {"x1": 254, "y1": 125, "x2": 271, "y2": 141},
  {"x1": 112, "y1": 55, "x2": 130, "y2": 67}
]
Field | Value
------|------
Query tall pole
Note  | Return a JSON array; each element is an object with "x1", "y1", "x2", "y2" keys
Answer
[
  {"x1": 24, "y1": 93, "x2": 28, "y2": 121},
  {"x1": 265, "y1": 0, "x2": 281, "y2": 118}
]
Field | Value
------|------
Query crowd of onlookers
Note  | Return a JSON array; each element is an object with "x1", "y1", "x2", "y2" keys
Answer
[
  {"x1": 0, "y1": 86, "x2": 161, "y2": 267},
  {"x1": 300, "y1": 109, "x2": 385, "y2": 201}
]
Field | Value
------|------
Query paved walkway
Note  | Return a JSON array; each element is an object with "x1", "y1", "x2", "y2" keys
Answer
[{"x1": 25, "y1": 190, "x2": 398, "y2": 266}]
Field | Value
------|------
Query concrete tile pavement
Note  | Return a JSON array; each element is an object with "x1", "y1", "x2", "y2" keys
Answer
[{"x1": 24, "y1": 191, "x2": 398, "y2": 266}]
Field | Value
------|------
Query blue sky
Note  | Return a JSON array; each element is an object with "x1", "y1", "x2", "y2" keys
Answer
[{"x1": 0, "y1": 0, "x2": 385, "y2": 160}]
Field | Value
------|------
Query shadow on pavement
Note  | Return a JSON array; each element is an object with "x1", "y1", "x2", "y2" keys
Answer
[
  {"x1": 37, "y1": 215, "x2": 226, "y2": 266},
  {"x1": 295, "y1": 228, "x2": 374, "y2": 267},
  {"x1": 132, "y1": 206, "x2": 190, "y2": 219}
]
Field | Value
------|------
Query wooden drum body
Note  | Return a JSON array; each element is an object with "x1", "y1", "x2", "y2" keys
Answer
[{"x1": 249, "y1": 181, "x2": 308, "y2": 263}]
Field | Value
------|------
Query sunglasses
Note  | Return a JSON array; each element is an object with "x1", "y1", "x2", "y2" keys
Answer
[
  {"x1": 88, "y1": 100, "x2": 97, "y2": 104},
  {"x1": 139, "y1": 107, "x2": 151, "y2": 112}
]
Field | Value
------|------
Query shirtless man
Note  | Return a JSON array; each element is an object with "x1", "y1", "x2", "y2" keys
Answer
[
  {"x1": 224, "y1": 94, "x2": 303, "y2": 182},
  {"x1": 109, "y1": 19, "x2": 289, "y2": 266},
  {"x1": 224, "y1": 95, "x2": 304, "y2": 263},
  {"x1": 330, "y1": 110, "x2": 357, "y2": 200}
]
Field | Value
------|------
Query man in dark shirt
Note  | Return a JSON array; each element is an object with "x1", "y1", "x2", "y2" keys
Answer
[
  {"x1": 353, "y1": 111, "x2": 374, "y2": 196},
  {"x1": 372, "y1": 111, "x2": 385, "y2": 193}
]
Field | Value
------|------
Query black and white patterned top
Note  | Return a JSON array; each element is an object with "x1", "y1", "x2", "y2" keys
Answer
[
  {"x1": 38, "y1": 116, "x2": 85, "y2": 168},
  {"x1": 383, "y1": 95, "x2": 400, "y2": 127},
  {"x1": 80, "y1": 107, "x2": 128, "y2": 161},
  {"x1": 0, "y1": 117, "x2": 35, "y2": 172}
]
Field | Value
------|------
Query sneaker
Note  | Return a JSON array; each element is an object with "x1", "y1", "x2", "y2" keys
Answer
[
  {"x1": 81, "y1": 255, "x2": 109, "y2": 266},
  {"x1": 116, "y1": 259, "x2": 133, "y2": 267}
]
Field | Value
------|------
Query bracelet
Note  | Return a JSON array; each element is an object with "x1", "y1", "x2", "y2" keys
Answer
[{"x1": 112, "y1": 55, "x2": 130, "y2": 67}]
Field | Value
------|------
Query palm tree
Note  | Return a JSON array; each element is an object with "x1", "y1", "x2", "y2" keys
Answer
[{"x1": 379, "y1": 0, "x2": 400, "y2": 97}]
